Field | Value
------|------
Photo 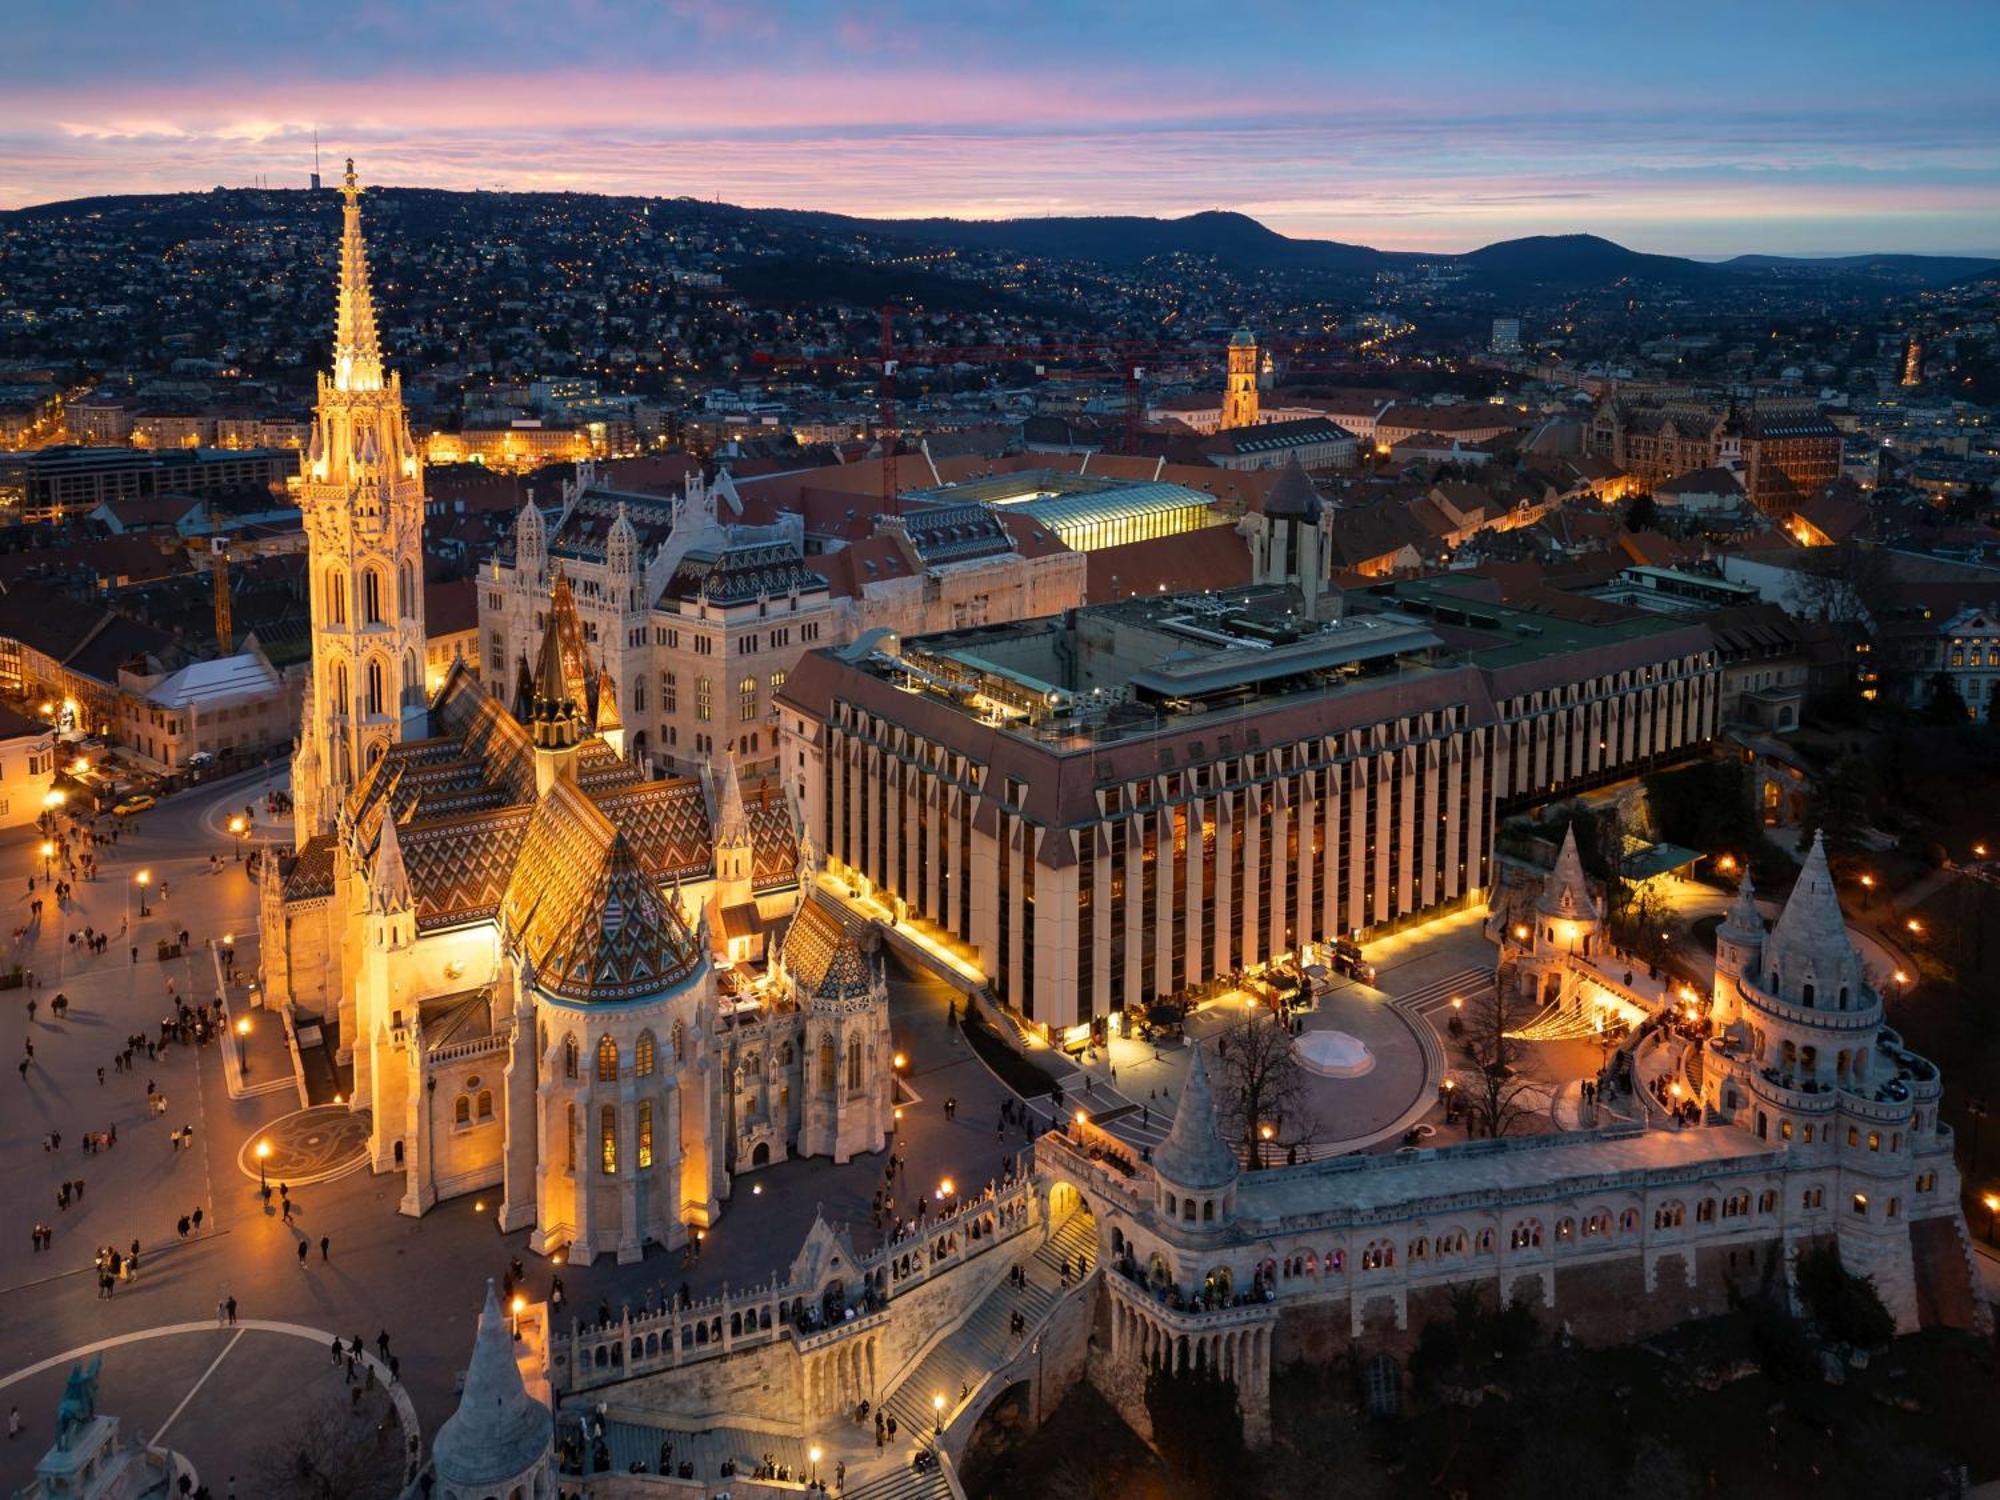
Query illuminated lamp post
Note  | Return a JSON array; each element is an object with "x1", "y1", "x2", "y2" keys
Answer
[
  {"x1": 1984, "y1": 1193, "x2": 1999, "y2": 1246},
  {"x1": 255, "y1": 1138, "x2": 271, "y2": 1193},
  {"x1": 512, "y1": 1294, "x2": 527, "y2": 1340},
  {"x1": 235, "y1": 1016, "x2": 251, "y2": 1074},
  {"x1": 136, "y1": 868, "x2": 152, "y2": 919},
  {"x1": 932, "y1": 1393, "x2": 945, "y2": 1434}
]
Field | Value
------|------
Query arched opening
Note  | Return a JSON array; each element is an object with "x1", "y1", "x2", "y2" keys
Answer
[{"x1": 751, "y1": 1142, "x2": 770, "y2": 1167}]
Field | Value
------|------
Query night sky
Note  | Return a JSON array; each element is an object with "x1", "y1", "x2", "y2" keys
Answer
[{"x1": 3, "y1": 0, "x2": 1994, "y2": 256}]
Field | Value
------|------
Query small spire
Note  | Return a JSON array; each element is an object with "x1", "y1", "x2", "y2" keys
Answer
[
  {"x1": 332, "y1": 158, "x2": 384, "y2": 392},
  {"x1": 1537, "y1": 822, "x2": 1600, "y2": 921},
  {"x1": 370, "y1": 812, "x2": 411, "y2": 914}
]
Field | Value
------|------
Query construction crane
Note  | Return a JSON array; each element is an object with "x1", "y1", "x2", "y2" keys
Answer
[{"x1": 208, "y1": 507, "x2": 231, "y2": 653}]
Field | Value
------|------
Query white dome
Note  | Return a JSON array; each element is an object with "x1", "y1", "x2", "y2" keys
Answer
[{"x1": 1295, "y1": 1030, "x2": 1376, "y2": 1078}]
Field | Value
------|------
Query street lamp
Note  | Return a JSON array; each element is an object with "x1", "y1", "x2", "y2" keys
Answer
[
  {"x1": 808, "y1": 1444, "x2": 822, "y2": 1485},
  {"x1": 255, "y1": 1138, "x2": 271, "y2": 1192},
  {"x1": 932, "y1": 1393, "x2": 945, "y2": 1433},
  {"x1": 228, "y1": 813, "x2": 247, "y2": 862},
  {"x1": 38, "y1": 840, "x2": 53, "y2": 879},
  {"x1": 892, "y1": 1052, "x2": 906, "y2": 1071},
  {"x1": 511, "y1": 1293, "x2": 527, "y2": 1340},
  {"x1": 235, "y1": 1016, "x2": 251, "y2": 1074},
  {"x1": 1984, "y1": 1193, "x2": 1999, "y2": 1245},
  {"x1": 136, "y1": 869, "x2": 152, "y2": 918},
  {"x1": 1906, "y1": 917, "x2": 1923, "y2": 937}
]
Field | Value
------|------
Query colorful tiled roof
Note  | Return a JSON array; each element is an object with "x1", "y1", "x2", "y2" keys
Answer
[
  {"x1": 780, "y1": 890, "x2": 875, "y2": 1001},
  {"x1": 500, "y1": 780, "x2": 702, "y2": 1002}
]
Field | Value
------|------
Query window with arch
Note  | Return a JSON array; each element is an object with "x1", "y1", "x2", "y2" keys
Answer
[
  {"x1": 738, "y1": 675, "x2": 758, "y2": 722},
  {"x1": 818, "y1": 1037, "x2": 837, "y2": 1092},
  {"x1": 635, "y1": 1031, "x2": 656, "y2": 1077},
  {"x1": 695, "y1": 675, "x2": 712, "y2": 722},
  {"x1": 847, "y1": 1036, "x2": 862, "y2": 1092},
  {"x1": 402, "y1": 650, "x2": 420, "y2": 706},
  {"x1": 362, "y1": 568, "x2": 384, "y2": 625},
  {"x1": 1803, "y1": 1186, "x2": 1824, "y2": 1210},
  {"x1": 632, "y1": 675, "x2": 647, "y2": 713},
  {"x1": 1437, "y1": 1230, "x2": 1467, "y2": 1256},
  {"x1": 1723, "y1": 1191, "x2": 1750, "y2": 1218},
  {"x1": 565, "y1": 1102, "x2": 576, "y2": 1169},
  {"x1": 638, "y1": 1099, "x2": 654, "y2": 1170},
  {"x1": 1182, "y1": 1198, "x2": 1196, "y2": 1222},
  {"x1": 326, "y1": 568, "x2": 348, "y2": 626},
  {"x1": 398, "y1": 561, "x2": 415, "y2": 620},
  {"x1": 333, "y1": 662, "x2": 350, "y2": 721},
  {"x1": 453, "y1": 1095, "x2": 471, "y2": 1126},
  {"x1": 1584, "y1": 1210, "x2": 1611, "y2": 1237},
  {"x1": 1758, "y1": 1188, "x2": 1778, "y2": 1213},
  {"x1": 1696, "y1": 1198, "x2": 1717, "y2": 1224},
  {"x1": 1326, "y1": 1249, "x2": 1344, "y2": 1273},
  {"x1": 1654, "y1": 1202, "x2": 1685, "y2": 1230},
  {"x1": 1509, "y1": 1219, "x2": 1543, "y2": 1250},
  {"x1": 1555, "y1": 1217, "x2": 1575, "y2": 1241},
  {"x1": 1476, "y1": 1228, "x2": 1495, "y2": 1252},
  {"x1": 1916, "y1": 1171, "x2": 1937, "y2": 1194},
  {"x1": 1361, "y1": 1240, "x2": 1395, "y2": 1271},
  {"x1": 366, "y1": 658, "x2": 385, "y2": 717},
  {"x1": 1408, "y1": 1236, "x2": 1428, "y2": 1261},
  {"x1": 563, "y1": 1035, "x2": 578, "y2": 1079},
  {"x1": 672, "y1": 1020, "x2": 686, "y2": 1064},
  {"x1": 600, "y1": 1104, "x2": 618, "y2": 1174},
  {"x1": 596, "y1": 1035, "x2": 619, "y2": 1082},
  {"x1": 477, "y1": 1090, "x2": 493, "y2": 1120},
  {"x1": 1620, "y1": 1208, "x2": 1640, "y2": 1232}
]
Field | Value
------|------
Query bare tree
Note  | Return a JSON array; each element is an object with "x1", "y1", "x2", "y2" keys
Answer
[
  {"x1": 249, "y1": 1394, "x2": 406, "y2": 1500},
  {"x1": 1457, "y1": 983, "x2": 1544, "y2": 1139},
  {"x1": 1213, "y1": 1017, "x2": 1319, "y2": 1168}
]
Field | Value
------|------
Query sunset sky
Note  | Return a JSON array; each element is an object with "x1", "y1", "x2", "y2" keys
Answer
[{"x1": 4, "y1": 0, "x2": 1996, "y2": 257}]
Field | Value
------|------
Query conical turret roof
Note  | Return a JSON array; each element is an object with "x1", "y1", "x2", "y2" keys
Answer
[
  {"x1": 1153, "y1": 1045, "x2": 1239, "y2": 1191},
  {"x1": 431, "y1": 1280, "x2": 551, "y2": 1488},
  {"x1": 1535, "y1": 822, "x2": 1600, "y2": 921},
  {"x1": 1720, "y1": 868, "x2": 1763, "y2": 940},
  {"x1": 1762, "y1": 830, "x2": 1863, "y2": 1005},
  {"x1": 1265, "y1": 455, "x2": 1323, "y2": 521}
]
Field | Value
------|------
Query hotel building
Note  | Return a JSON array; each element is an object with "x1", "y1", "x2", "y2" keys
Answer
[{"x1": 779, "y1": 579, "x2": 1719, "y2": 1038}]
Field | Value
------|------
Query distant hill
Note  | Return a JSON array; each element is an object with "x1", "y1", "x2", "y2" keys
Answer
[
  {"x1": 1459, "y1": 233, "x2": 1712, "y2": 286},
  {"x1": 770, "y1": 207, "x2": 1389, "y2": 273},
  {"x1": 4, "y1": 186, "x2": 1989, "y2": 294},
  {"x1": 1718, "y1": 252, "x2": 2000, "y2": 287}
]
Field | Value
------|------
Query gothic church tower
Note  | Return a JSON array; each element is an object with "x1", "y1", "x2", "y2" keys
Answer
[
  {"x1": 1221, "y1": 326, "x2": 1260, "y2": 430},
  {"x1": 293, "y1": 160, "x2": 429, "y2": 837}
]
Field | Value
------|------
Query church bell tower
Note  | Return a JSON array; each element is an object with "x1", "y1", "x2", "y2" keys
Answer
[
  {"x1": 1222, "y1": 326, "x2": 1260, "y2": 430},
  {"x1": 293, "y1": 159, "x2": 429, "y2": 834}
]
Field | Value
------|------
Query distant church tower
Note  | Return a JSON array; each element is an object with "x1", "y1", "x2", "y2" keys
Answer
[
  {"x1": 1222, "y1": 326, "x2": 1260, "y2": 429},
  {"x1": 293, "y1": 160, "x2": 429, "y2": 839}
]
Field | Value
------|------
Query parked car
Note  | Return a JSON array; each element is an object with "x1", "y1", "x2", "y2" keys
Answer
[
  {"x1": 111, "y1": 794, "x2": 156, "y2": 817},
  {"x1": 185, "y1": 750, "x2": 216, "y2": 769}
]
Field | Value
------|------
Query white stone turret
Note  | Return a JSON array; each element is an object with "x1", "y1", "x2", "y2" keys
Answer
[
  {"x1": 430, "y1": 1280, "x2": 554, "y2": 1500},
  {"x1": 1152, "y1": 1044, "x2": 1238, "y2": 1230},
  {"x1": 1711, "y1": 869, "x2": 1765, "y2": 1026},
  {"x1": 514, "y1": 497, "x2": 546, "y2": 588}
]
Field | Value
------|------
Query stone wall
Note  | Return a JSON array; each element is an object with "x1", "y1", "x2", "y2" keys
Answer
[{"x1": 598, "y1": 1333, "x2": 801, "y2": 1431}]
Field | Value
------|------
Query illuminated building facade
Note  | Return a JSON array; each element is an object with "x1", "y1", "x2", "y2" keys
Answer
[
  {"x1": 1221, "y1": 326, "x2": 1260, "y2": 430},
  {"x1": 291, "y1": 162, "x2": 431, "y2": 837},
  {"x1": 779, "y1": 580, "x2": 1719, "y2": 1037}
]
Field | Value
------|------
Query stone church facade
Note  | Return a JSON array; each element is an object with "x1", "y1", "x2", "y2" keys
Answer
[{"x1": 261, "y1": 165, "x2": 892, "y2": 1266}]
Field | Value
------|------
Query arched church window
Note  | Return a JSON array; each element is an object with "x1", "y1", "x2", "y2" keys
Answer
[
  {"x1": 672, "y1": 1020, "x2": 686, "y2": 1063},
  {"x1": 477, "y1": 1091, "x2": 493, "y2": 1120},
  {"x1": 635, "y1": 1031, "x2": 656, "y2": 1077},
  {"x1": 363, "y1": 569, "x2": 384, "y2": 625},
  {"x1": 402, "y1": 650, "x2": 420, "y2": 706},
  {"x1": 334, "y1": 663, "x2": 349, "y2": 720},
  {"x1": 563, "y1": 1035, "x2": 578, "y2": 1079},
  {"x1": 327, "y1": 568, "x2": 347, "y2": 626},
  {"x1": 632, "y1": 675, "x2": 647, "y2": 713},
  {"x1": 819, "y1": 1038, "x2": 837, "y2": 1092},
  {"x1": 597, "y1": 1035, "x2": 619, "y2": 1082},
  {"x1": 637, "y1": 1099, "x2": 654, "y2": 1170},
  {"x1": 600, "y1": 1104, "x2": 618, "y2": 1175},
  {"x1": 453, "y1": 1095, "x2": 470, "y2": 1126},
  {"x1": 366, "y1": 659, "x2": 384, "y2": 717},
  {"x1": 398, "y1": 561, "x2": 415, "y2": 620},
  {"x1": 847, "y1": 1036, "x2": 862, "y2": 1092}
]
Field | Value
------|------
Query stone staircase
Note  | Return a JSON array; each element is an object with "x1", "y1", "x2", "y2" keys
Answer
[
  {"x1": 841, "y1": 1459, "x2": 957, "y2": 1500},
  {"x1": 880, "y1": 1210, "x2": 1098, "y2": 1442},
  {"x1": 591, "y1": 1418, "x2": 814, "y2": 1487}
]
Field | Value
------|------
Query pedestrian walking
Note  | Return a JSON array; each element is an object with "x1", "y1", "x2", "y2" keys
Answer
[
  {"x1": 320, "y1": 1235, "x2": 330, "y2": 1262},
  {"x1": 225, "y1": 1296, "x2": 236, "y2": 1324},
  {"x1": 191, "y1": 1206, "x2": 204, "y2": 1232},
  {"x1": 298, "y1": 1241, "x2": 308, "y2": 1268}
]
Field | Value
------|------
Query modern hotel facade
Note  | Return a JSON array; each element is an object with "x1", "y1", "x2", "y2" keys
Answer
[{"x1": 779, "y1": 582, "x2": 1720, "y2": 1038}]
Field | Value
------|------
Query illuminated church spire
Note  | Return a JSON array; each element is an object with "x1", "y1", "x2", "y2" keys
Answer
[
  {"x1": 333, "y1": 158, "x2": 385, "y2": 394},
  {"x1": 291, "y1": 158, "x2": 430, "y2": 836}
]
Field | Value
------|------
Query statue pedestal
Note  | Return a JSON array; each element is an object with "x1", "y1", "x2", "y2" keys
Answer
[{"x1": 27, "y1": 1412, "x2": 170, "y2": 1500}]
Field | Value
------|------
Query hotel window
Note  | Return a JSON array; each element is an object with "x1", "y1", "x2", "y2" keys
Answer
[
  {"x1": 662, "y1": 673, "x2": 677, "y2": 714},
  {"x1": 600, "y1": 1105, "x2": 618, "y2": 1175},
  {"x1": 769, "y1": 670, "x2": 786, "y2": 700},
  {"x1": 739, "y1": 675, "x2": 758, "y2": 722},
  {"x1": 695, "y1": 676, "x2": 712, "y2": 722}
]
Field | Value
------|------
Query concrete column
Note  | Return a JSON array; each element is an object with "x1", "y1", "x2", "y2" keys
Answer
[{"x1": 572, "y1": 1080, "x2": 596, "y2": 1263}]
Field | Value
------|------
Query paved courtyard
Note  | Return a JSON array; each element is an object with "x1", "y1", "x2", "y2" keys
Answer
[{"x1": 0, "y1": 770, "x2": 1021, "y2": 1493}]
